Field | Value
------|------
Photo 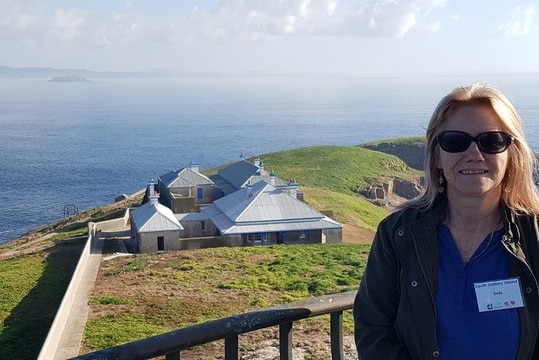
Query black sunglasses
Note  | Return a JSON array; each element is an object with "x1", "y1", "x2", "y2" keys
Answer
[{"x1": 437, "y1": 131, "x2": 514, "y2": 154}]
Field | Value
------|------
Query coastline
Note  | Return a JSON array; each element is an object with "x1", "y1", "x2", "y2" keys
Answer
[{"x1": 1, "y1": 141, "x2": 425, "y2": 248}]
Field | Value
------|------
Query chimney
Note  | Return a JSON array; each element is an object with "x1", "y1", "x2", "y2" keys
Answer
[
  {"x1": 269, "y1": 172, "x2": 276, "y2": 186},
  {"x1": 240, "y1": 153, "x2": 246, "y2": 161},
  {"x1": 148, "y1": 181, "x2": 159, "y2": 205},
  {"x1": 254, "y1": 156, "x2": 261, "y2": 167},
  {"x1": 288, "y1": 179, "x2": 298, "y2": 199},
  {"x1": 189, "y1": 160, "x2": 200, "y2": 173},
  {"x1": 258, "y1": 161, "x2": 266, "y2": 176},
  {"x1": 246, "y1": 181, "x2": 253, "y2": 198}
]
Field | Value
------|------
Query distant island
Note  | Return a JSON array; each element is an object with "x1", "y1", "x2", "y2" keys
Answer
[{"x1": 47, "y1": 75, "x2": 90, "y2": 82}]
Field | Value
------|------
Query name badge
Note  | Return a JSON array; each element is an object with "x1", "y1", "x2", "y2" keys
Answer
[{"x1": 473, "y1": 277, "x2": 524, "y2": 312}]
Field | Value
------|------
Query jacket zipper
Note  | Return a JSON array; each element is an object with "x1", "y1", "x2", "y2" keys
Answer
[{"x1": 411, "y1": 229, "x2": 439, "y2": 356}]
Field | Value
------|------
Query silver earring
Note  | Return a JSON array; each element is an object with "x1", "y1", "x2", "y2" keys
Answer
[{"x1": 437, "y1": 170, "x2": 445, "y2": 193}]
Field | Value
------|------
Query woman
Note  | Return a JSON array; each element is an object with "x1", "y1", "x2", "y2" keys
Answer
[{"x1": 354, "y1": 83, "x2": 539, "y2": 359}]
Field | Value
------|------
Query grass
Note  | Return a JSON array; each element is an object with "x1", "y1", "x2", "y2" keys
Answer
[
  {"x1": 0, "y1": 240, "x2": 83, "y2": 359},
  {"x1": 302, "y1": 187, "x2": 387, "y2": 231},
  {"x1": 213, "y1": 244, "x2": 364, "y2": 296},
  {"x1": 49, "y1": 227, "x2": 88, "y2": 241},
  {"x1": 84, "y1": 314, "x2": 164, "y2": 350},
  {"x1": 361, "y1": 136, "x2": 426, "y2": 147},
  {"x1": 83, "y1": 243, "x2": 371, "y2": 352},
  {"x1": 207, "y1": 145, "x2": 422, "y2": 194}
]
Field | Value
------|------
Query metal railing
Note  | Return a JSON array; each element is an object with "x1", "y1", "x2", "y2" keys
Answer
[{"x1": 73, "y1": 290, "x2": 357, "y2": 360}]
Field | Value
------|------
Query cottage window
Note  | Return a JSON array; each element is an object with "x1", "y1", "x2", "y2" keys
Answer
[
  {"x1": 247, "y1": 233, "x2": 264, "y2": 245},
  {"x1": 197, "y1": 187, "x2": 203, "y2": 199},
  {"x1": 157, "y1": 236, "x2": 164, "y2": 251},
  {"x1": 201, "y1": 221, "x2": 206, "y2": 231}
]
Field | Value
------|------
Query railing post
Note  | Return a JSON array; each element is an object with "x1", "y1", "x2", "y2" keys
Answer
[
  {"x1": 165, "y1": 351, "x2": 180, "y2": 360},
  {"x1": 225, "y1": 335, "x2": 239, "y2": 360},
  {"x1": 330, "y1": 311, "x2": 344, "y2": 360},
  {"x1": 279, "y1": 321, "x2": 293, "y2": 360}
]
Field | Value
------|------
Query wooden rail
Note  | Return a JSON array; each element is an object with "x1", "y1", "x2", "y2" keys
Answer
[{"x1": 73, "y1": 290, "x2": 357, "y2": 360}]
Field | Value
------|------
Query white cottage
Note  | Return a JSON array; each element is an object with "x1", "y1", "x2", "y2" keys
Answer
[
  {"x1": 202, "y1": 180, "x2": 342, "y2": 245},
  {"x1": 158, "y1": 161, "x2": 216, "y2": 213},
  {"x1": 129, "y1": 157, "x2": 343, "y2": 252},
  {"x1": 130, "y1": 183, "x2": 184, "y2": 252}
]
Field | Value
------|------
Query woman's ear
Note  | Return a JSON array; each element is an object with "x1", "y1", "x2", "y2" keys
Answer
[{"x1": 434, "y1": 150, "x2": 441, "y2": 170}]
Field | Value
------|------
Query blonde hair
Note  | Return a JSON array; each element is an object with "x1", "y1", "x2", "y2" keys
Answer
[{"x1": 405, "y1": 83, "x2": 539, "y2": 214}]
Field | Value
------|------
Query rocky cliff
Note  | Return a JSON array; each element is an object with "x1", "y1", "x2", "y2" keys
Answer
[
  {"x1": 358, "y1": 138, "x2": 426, "y2": 207},
  {"x1": 361, "y1": 138, "x2": 426, "y2": 171},
  {"x1": 360, "y1": 137, "x2": 539, "y2": 207}
]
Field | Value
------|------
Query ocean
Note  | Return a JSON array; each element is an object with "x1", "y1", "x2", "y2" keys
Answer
[{"x1": 1, "y1": 74, "x2": 538, "y2": 245}]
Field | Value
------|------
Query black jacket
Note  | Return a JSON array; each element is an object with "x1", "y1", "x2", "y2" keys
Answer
[{"x1": 354, "y1": 200, "x2": 539, "y2": 359}]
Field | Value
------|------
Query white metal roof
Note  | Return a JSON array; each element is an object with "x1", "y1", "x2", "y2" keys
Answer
[
  {"x1": 214, "y1": 181, "x2": 320, "y2": 222},
  {"x1": 210, "y1": 161, "x2": 288, "y2": 195},
  {"x1": 131, "y1": 202, "x2": 183, "y2": 232},
  {"x1": 210, "y1": 181, "x2": 342, "y2": 235},
  {"x1": 211, "y1": 213, "x2": 341, "y2": 235},
  {"x1": 160, "y1": 167, "x2": 214, "y2": 188},
  {"x1": 175, "y1": 211, "x2": 213, "y2": 222},
  {"x1": 216, "y1": 160, "x2": 259, "y2": 189}
]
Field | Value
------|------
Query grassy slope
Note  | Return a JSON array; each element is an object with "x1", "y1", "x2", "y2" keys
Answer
[
  {"x1": 210, "y1": 145, "x2": 421, "y2": 192},
  {"x1": 0, "y1": 142, "x2": 421, "y2": 359},
  {"x1": 302, "y1": 186, "x2": 387, "y2": 231},
  {"x1": 362, "y1": 136, "x2": 426, "y2": 147}
]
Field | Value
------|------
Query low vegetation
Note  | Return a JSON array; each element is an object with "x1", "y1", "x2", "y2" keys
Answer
[
  {"x1": 83, "y1": 243, "x2": 371, "y2": 355},
  {"x1": 361, "y1": 136, "x2": 426, "y2": 147},
  {"x1": 301, "y1": 186, "x2": 388, "y2": 231},
  {"x1": 209, "y1": 145, "x2": 421, "y2": 193},
  {"x1": 0, "y1": 140, "x2": 422, "y2": 359},
  {"x1": 0, "y1": 242, "x2": 81, "y2": 359}
]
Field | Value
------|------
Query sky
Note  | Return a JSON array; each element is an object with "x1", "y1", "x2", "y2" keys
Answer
[{"x1": 1, "y1": 0, "x2": 538, "y2": 76}]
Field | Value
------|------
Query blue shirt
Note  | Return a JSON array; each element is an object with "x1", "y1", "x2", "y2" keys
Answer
[{"x1": 436, "y1": 224, "x2": 520, "y2": 360}]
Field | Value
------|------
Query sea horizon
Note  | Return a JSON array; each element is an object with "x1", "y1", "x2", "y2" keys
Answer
[{"x1": 2, "y1": 74, "x2": 538, "y2": 245}]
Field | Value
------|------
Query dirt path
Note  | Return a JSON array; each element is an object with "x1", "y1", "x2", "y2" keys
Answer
[{"x1": 342, "y1": 224, "x2": 375, "y2": 244}]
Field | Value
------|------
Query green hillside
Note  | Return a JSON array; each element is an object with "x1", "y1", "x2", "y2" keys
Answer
[
  {"x1": 210, "y1": 145, "x2": 421, "y2": 193},
  {"x1": 302, "y1": 187, "x2": 388, "y2": 232},
  {"x1": 206, "y1": 145, "x2": 422, "y2": 231}
]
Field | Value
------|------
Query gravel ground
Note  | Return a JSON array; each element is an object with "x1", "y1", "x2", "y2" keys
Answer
[{"x1": 238, "y1": 335, "x2": 358, "y2": 360}]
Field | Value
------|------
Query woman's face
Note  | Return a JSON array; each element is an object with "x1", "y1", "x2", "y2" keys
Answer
[{"x1": 437, "y1": 104, "x2": 510, "y2": 202}]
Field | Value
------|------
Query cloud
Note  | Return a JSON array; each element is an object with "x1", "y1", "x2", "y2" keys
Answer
[
  {"x1": 51, "y1": 9, "x2": 85, "y2": 42},
  {"x1": 498, "y1": 4, "x2": 536, "y2": 36},
  {"x1": 91, "y1": 11, "x2": 146, "y2": 47},
  {"x1": 158, "y1": 0, "x2": 446, "y2": 42},
  {"x1": 0, "y1": 0, "x2": 446, "y2": 47},
  {"x1": 0, "y1": 1, "x2": 40, "y2": 40}
]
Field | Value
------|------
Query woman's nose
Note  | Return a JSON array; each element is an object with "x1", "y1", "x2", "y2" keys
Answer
[{"x1": 465, "y1": 140, "x2": 486, "y2": 159}]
